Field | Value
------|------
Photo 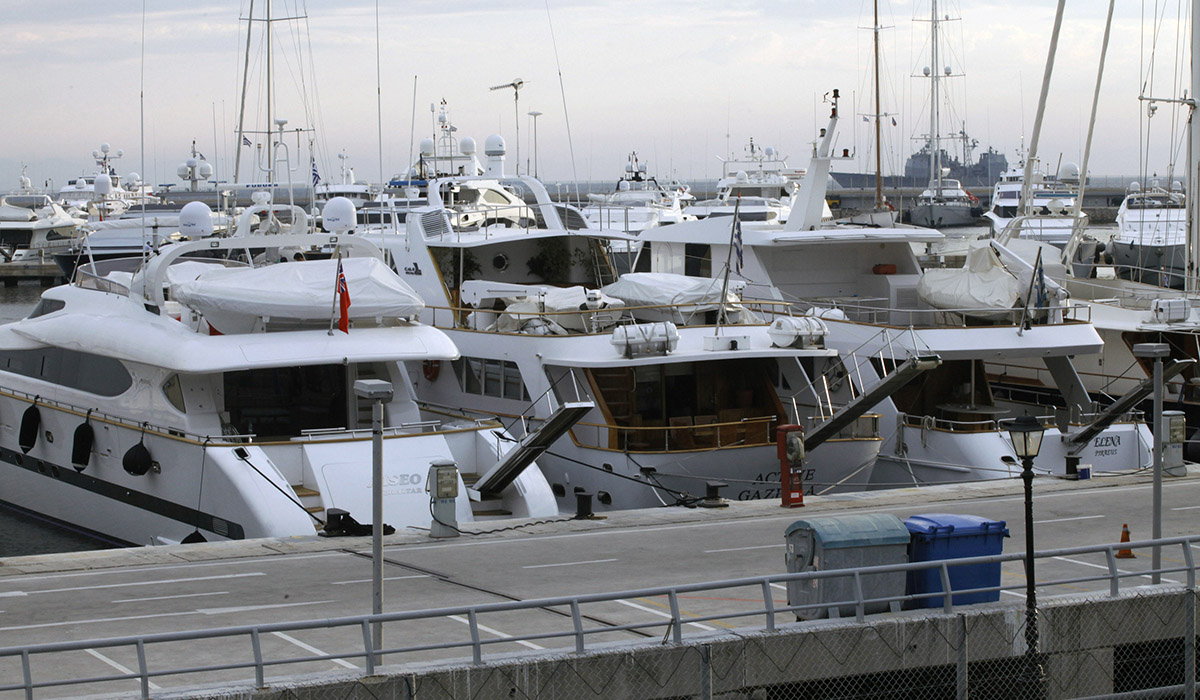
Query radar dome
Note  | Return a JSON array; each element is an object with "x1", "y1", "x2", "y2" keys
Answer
[
  {"x1": 618, "y1": 180, "x2": 631, "y2": 191},
  {"x1": 736, "y1": 170, "x2": 749, "y2": 183},
  {"x1": 177, "y1": 163, "x2": 190, "y2": 179},
  {"x1": 419, "y1": 138, "x2": 435, "y2": 156},
  {"x1": 75, "y1": 178, "x2": 87, "y2": 190},
  {"x1": 923, "y1": 66, "x2": 931, "y2": 77},
  {"x1": 179, "y1": 201, "x2": 214, "y2": 237},
  {"x1": 765, "y1": 146, "x2": 776, "y2": 157},
  {"x1": 322, "y1": 196, "x2": 357, "y2": 233},
  {"x1": 19, "y1": 176, "x2": 30, "y2": 189},
  {"x1": 1057, "y1": 162, "x2": 1080, "y2": 182},
  {"x1": 186, "y1": 158, "x2": 197, "y2": 168},
  {"x1": 944, "y1": 65, "x2": 952, "y2": 76},
  {"x1": 1172, "y1": 180, "x2": 1184, "y2": 192},
  {"x1": 460, "y1": 136, "x2": 477, "y2": 155},
  {"x1": 94, "y1": 173, "x2": 112, "y2": 196},
  {"x1": 116, "y1": 149, "x2": 124, "y2": 158},
  {"x1": 1129, "y1": 181, "x2": 1141, "y2": 192},
  {"x1": 198, "y1": 162, "x2": 214, "y2": 179},
  {"x1": 126, "y1": 172, "x2": 140, "y2": 186},
  {"x1": 484, "y1": 134, "x2": 506, "y2": 157},
  {"x1": 100, "y1": 143, "x2": 111, "y2": 154}
]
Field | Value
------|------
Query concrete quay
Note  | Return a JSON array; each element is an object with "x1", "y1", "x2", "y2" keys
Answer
[{"x1": 1, "y1": 468, "x2": 1198, "y2": 698}]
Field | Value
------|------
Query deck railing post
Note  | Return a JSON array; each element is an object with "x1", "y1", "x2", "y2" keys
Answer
[
  {"x1": 571, "y1": 601, "x2": 585, "y2": 653},
  {"x1": 136, "y1": 640, "x2": 150, "y2": 699},
  {"x1": 21, "y1": 650, "x2": 32, "y2": 700},
  {"x1": 762, "y1": 580, "x2": 776, "y2": 631},
  {"x1": 1105, "y1": 547, "x2": 1120, "y2": 596},
  {"x1": 251, "y1": 629, "x2": 264, "y2": 688},
  {"x1": 668, "y1": 590, "x2": 683, "y2": 644},
  {"x1": 853, "y1": 571, "x2": 866, "y2": 622},
  {"x1": 361, "y1": 620, "x2": 375, "y2": 676},
  {"x1": 469, "y1": 609, "x2": 483, "y2": 665},
  {"x1": 939, "y1": 563, "x2": 954, "y2": 613}
]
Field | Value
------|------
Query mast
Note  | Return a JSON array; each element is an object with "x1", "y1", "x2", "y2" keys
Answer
[
  {"x1": 1191, "y1": 0, "x2": 1200, "y2": 292},
  {"x1": 873, "y1": 0, "x2": 883, "y2": 207},
  {"x1": 930, "y1": 0, "x2": 940, "y2": 194},
  {"x1": 266, "y1": 0, "x2": 274, "y2": 184},
  {"x1": 233, "y1": 0, "x2": 255, "y2": 183}
]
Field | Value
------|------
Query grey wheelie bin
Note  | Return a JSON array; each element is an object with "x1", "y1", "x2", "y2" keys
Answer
[{"x1": 784, "y1": 513, "x2": 910, "y2": 620}]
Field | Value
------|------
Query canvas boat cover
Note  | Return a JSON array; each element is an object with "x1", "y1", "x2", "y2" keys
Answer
[{"x1": 917, "y1": 242, "x2": 1019, "y2": 320}]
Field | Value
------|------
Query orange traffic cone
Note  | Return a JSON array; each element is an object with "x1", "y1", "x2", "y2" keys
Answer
[{"x1": 1115, "y1": 523, "x2": 1136, "y2": 559}]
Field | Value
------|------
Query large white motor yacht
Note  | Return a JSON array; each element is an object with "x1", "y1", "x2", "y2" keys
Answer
[
  {"x1": 982, "y1": 161, "x2": 1085, "y2": 247},
  {"x1": 1107, "y1": 180, "x2": 1187, "y2": 288},
  {"x1": 0, "y1": 202, "x2": 557, "y2": 545},
  {"x1": 582, "y1": 152, "x2": 694, "y2": 233}
]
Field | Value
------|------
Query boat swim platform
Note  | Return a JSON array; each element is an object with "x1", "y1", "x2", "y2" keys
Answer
[{"x1": 1, "y1": 467, "x2": 1198, "y2": 699}]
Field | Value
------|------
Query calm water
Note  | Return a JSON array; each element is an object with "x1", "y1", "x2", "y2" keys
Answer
[{"x1": 0, "y1": 283, "x2": 117, "y2": 557}]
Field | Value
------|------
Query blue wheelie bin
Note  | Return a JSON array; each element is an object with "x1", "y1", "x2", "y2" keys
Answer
[{"x1": 904, "y1": 513, "x2": 1008, "y2": 608}]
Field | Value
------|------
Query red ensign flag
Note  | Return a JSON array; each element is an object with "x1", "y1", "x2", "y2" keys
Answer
[{"x1": 336, "y1": 260, "x2": 351, "y2": 333}]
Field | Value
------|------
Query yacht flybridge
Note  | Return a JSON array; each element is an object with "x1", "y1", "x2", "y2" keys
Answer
[
  {"x1": 0, "y1": 205, "x2": 557, "y2": 545},
  {"x1": 581, "y1": 152, "x2": 695, "y2": 233},
  {"x1": 360, "y1": 136, "x2": 896, "y2": 509}
]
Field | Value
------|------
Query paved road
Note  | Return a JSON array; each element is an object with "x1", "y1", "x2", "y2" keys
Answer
[{"x1": 1, "y1": 470, "x2": 1197, "y2": 698}]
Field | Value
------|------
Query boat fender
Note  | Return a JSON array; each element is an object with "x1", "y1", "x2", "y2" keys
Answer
[
  {"x1": 422, "y1": 359, "x2": 441, "y2": 382},
  {"x1": 123, "y1": 438, "x2": 153, "y2": 476},
  {"x1": 71, "y1": 411, "x2": 95, "y2": 471},
  {"x1": 18, "y1": 400, "x2": 40, "y2": 454}
]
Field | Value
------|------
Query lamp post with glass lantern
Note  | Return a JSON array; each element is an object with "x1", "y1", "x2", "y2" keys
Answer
[{"x1": 1007, "y1": 413, "x2": 1046, "y2": 690}]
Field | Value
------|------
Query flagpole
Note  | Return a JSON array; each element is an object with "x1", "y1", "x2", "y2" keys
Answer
[
  {"x1": 329, "y1": 254, "x2": 342, "y2": 336},
  {"x1": 715, "y1": 197, "x2": 741, "y2": 335}
]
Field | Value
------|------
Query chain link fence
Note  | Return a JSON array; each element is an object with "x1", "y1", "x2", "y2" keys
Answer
[{"x1": 174, "y1": 588, "x2": 1197, "y2": 700}]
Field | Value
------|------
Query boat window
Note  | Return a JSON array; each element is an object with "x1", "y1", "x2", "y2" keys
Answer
[
  {"x1": 481, "y1": 189, "x2": 510, "y2": 205},
  {"x1": 0, "y1": 347, "x2": 132, "y2": 396},
  {"x1": 452, "y1": 356, "x2": 530, "y2": 401},
  {"x1": 684, "y1": 244, "x2": 711, "y2": 277},
  {"x1": 162, "y1": 374, "x2": 186, "y2": 412},
  {"x1": 28, "y1": 298, "x2": 66, "y2": 318},
  {"x1": 222, "y1": 364, "x2": 348, "y2": 439}
]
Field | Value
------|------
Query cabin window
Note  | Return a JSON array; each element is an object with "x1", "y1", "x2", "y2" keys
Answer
[
  {"x1": 28, "y1": 298, "x2": 65, "y2": 318},
  {"x1": 0, "y1": 347, "x2": 132, "y2": 396},
  {"x1": 482, "y1": 189, "x2": 510, "y2": 206},
  {"x1": 162, "y1": 374, "x2": 186, "y2": 412},
  {"x1": 453, "y1": 356, "x2": 530, "y2": 401},
  {"x1": 684, "y1": 244, "x2": 711, "y2": 277},
  {"x1": 222, "y1": 364, "x2": 348, "y2": 439}
]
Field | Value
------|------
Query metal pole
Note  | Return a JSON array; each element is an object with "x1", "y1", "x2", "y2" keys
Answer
[
  {"x1": 1022, "y1": 455, "x2": 1044, "y2": 693},
  {"x1": 371, "y1": 396, "x2": 384, "y2": 662},
  {"x1": 1153, "y1": 355, "x2": 1163, "y2": 584}
]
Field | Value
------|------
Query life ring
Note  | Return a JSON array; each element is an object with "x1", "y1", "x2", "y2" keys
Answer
[{"x1": 422, "y1": 360, "x2": 441, "y2": 382}]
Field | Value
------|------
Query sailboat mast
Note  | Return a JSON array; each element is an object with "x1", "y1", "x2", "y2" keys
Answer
[
  {"x1": 930, "y1": 0, "x2": 941, "y2": 194},
  {"x1": 874, "y1": 0, "x2": 883, "y2": 207},
  {"x1": 233, "y1": 0, "x2": 255, "y2": 184},
  {"x1": 1190, "y1": 0, "x2": 1200, "y2": 292},
  {"x1": 266, "y1": 0, "x2": 274, "y2": 184}
]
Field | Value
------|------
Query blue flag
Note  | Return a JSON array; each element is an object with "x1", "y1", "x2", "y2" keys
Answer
[{"x1": 312, "y1": 161, "x2": 321, "y2": 188}]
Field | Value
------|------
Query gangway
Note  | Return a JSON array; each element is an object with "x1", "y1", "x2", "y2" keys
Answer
[
  {"x1": 1065, "y1": 358, "x2": 1195, "y2": 453},
  {"x1": 472, "y1": 401, "x2": 594, "y2": 496},
  {"x1": 805, "y1": 354, "x2": 941, "y2": 451}
]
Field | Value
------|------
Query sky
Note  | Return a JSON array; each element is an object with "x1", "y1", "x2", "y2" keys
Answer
[{"x1": 0, "y1": 1, "x2": 1192, "y2": 192}]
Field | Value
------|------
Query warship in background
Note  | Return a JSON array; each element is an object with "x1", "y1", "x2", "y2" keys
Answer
[{"x1": 830, "y1": 133, "x2": 1008, "y2": 191}]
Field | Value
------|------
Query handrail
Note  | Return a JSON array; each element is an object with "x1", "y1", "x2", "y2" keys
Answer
[{"x1": 2, "y1": 534, "x2": 1198, "y2": 698}]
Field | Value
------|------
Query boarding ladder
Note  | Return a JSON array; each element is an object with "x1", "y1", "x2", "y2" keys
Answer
[
  {"x1": 1064, "y1": 358, "x2": 1195, "y2": 454},
  {"x1": 472, "y1": 401, "x2": 594, "y2": 497}
]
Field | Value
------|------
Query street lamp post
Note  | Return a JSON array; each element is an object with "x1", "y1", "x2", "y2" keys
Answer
[
  {"x1": 1007, "y1": 413, "x2": 1046, "y2": 693},
  {"x1": 353, "y1": 379, "x2": 393, "y2": 665},
  {"x1": 528, "y1": 110, "x2": 543, "y2": 178},
  {"x1": 1133, "y1": 342, "x2": 1170, "y2": 584}
]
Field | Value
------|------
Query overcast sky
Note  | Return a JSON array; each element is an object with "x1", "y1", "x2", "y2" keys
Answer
[{"x1": 0, "y1": 1, "x2": 1191, "y2": 191}]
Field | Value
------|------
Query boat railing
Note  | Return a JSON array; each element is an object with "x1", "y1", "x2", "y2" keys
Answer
[
  {"x1": 566, "y1": 414, "x2": 781, "y2": 453},
  {"x1": 425, "y1": 298, "x2": 797, "y2": 335},
  {"x1": 798, "y1": 295, "x2": 1092, "y2": 329},
  {"x1": 74, "y1": 254, "x2": 251, "y2": 296}
]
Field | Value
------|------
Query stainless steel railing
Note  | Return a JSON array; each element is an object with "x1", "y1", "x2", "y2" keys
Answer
[{"x1": 1, "y1": 534, "x2": 1197, "y2": 699}]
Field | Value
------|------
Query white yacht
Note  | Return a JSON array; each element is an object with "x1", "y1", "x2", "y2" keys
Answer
[
  {"x1": 688, "y1": 139, "x2": 807, "y2": 223},
  {"x1": 0, "y1": 202, "x2": 557, "y2": 546},
  {"x1": 315, "y1": 151, "x2": 378, "y2": 208},
  {"x1": 982, "y1": 161, "x2": 1085, "y2": 247},
  {"x1": 639, "y1": 92, "x2": 1151, "y2": 487},
  {"x1": 56, "y1": 143, "x2": 157, "y2": 220},
  {"x1": 1107, "y1": 180, "x2": 1187, "y2": 288},
  {"x1": 0, "y1": 193, "x2": 83, "y2": 258},
  {"x1": 582, "y1": 152, "x2": 695, "y2": 233},
  {"x1": 361, "y1": 137, "x2": 885, "y2": 509}
]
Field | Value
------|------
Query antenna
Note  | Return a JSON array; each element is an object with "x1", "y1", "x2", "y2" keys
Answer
[{"x1": 490, "y1": 78, "x2": 525, "y2": 175}]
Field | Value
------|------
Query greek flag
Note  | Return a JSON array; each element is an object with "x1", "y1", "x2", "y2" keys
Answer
[
  {"x1": 242, "y1": 135, "x2": 252, "y2": 147},
  {"x1": 312, "y1": 161, "x2": 321, "y2": 188},
  {"x1": 733, "y1": 216, "x2": 743, "y2": 275}
]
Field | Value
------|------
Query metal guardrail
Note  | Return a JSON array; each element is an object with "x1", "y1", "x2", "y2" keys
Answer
[{"x1": 2, "y1": 535, "x2": 1197, "y2": 699}]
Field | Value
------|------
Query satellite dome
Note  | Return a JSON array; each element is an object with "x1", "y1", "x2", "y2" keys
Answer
[
  {"x1": 100, "y1": 143, "x2": 111, "y2": 154},
  {"x1": 1129, "y1": 181, "x2": 1141, "y2": 192},
  {"x1": 419, "y1": 138, "x2": 435, "y2": 156},
  {"x1": 944, "y1": 65, "x2": 952, "y2": 76},
  {"x1": 322, "y1": 196, "x2": 357, "y2": 233},
  {"x1": 116, "y1": 149, "x2": 124, "y2": 158},
  {"x1": 765, "y1": 146, "x2": 776, "y2": 157},
  {"x1": 1057, "y1": 162, "x2": 1080, "y2": 181},
  {"x1": 186, "y1": 158, "x2": 197, "y2": 169},
  {"x1": 75, "y1": 178, "x2": 87, "y2": 189},
  {"x1": 1172, "y1": 180, "x2": 1184, "y2": 192},
  {"x1": 94, "y1": 173, "x2": 112, "y2": 196},
  {"x1": 19, "y1": 176, "x2": 30, "y2": 189},
  {"x1": 618, "y1": 180, "x2": 631, "y2": 191},
  {"x1": 484, "y1": 134, "x2": 506, "y2": 157},
  {"x1": 736, "y1": 170, "x2": 749, "y2": 183},
  {"x1": 126, "y1": 172, "x2": 140, "y2": 185},
  {"x1": 251, "y1": 190, "x2": 273, "y2": 205},
  {"x1": 460, "y1": 136, "x2": 477, "y2": 155},
  {"x1": 177, "y1": 163, "x2": 190, "y2": 179},
  {"x1": 625, "y1": 162, "x2": 634, "y2": 173},
  {"x1": 198, "y1": 162, "x2": 214, "y2": 179},
  {"x1": 179, "y1": 201, "x2": 214, "y2": 237},
  {"x1": 923, "y1": 66, "x2": 931, "y2": 77},
  {"x1": 638, "y1": 163, "x2": 647, "y2": 173}
]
